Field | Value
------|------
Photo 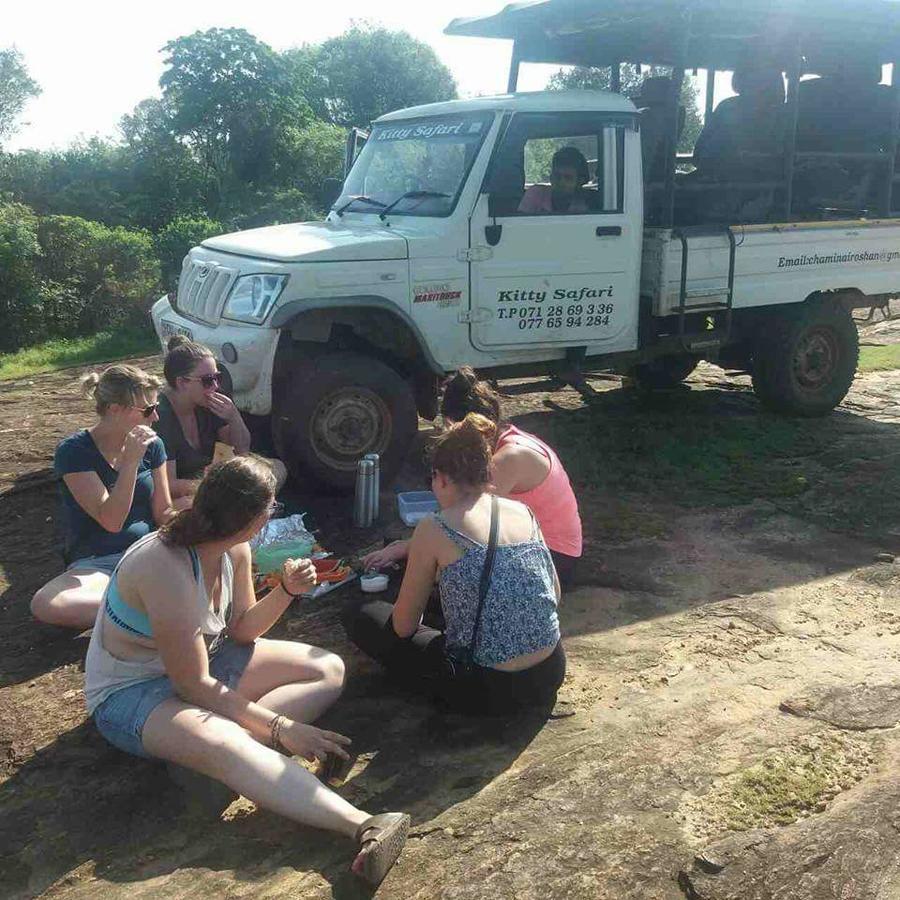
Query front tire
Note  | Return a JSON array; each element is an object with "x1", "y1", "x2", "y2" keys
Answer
[
  {"x1": 751, "y1": 299, "x2": 858, "y2": 416},
  {"x1": 272, "y1": 353, "x2": 418, "y2": 490}
]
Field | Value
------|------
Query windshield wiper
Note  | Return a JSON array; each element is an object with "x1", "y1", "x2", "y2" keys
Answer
[
  {"x1": 334, "y1": 195, "x2": 387, "y2": 216},
  {"x1": 379, "y1": 190, "x2": 450, "y2": 220}
]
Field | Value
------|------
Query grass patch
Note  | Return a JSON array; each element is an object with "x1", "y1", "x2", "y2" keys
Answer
[
  {"x1": 720, "y1": 734, "x2": 872, "y2": 831},
  {"x1": 520, "y1": 385, "x2": 900, "y2": 537},
  {"x1": 679, "y1": 733, "x2": 873, "y2": 839},
  {"x1": 859, "y1": 344, "x2": 900, "y2": 372},
  {"x1": 543, "y1": 397, "x2": 827, "y2": 508},
  {"x1": 0, "y1": 330, "x2": 158, "y2": 381}
]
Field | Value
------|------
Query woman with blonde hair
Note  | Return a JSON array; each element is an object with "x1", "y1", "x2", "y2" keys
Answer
[
  {"x1": 32, "y1": 365, "x2": 173, "y2": 630},
  {"x1": 345, "y1": 414, "x2": 565, "y2": 715},
  {"x1": 85, "y1": 457, "x2": 408, "y2": 886}
]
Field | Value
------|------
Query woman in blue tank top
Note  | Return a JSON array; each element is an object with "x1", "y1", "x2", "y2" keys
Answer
[
  {"x1": 85, "y1": 457, "x2": 409, "y2": 887},
  {"x1": 343, "y1": 414, "x2": 566, "y2": 715}
]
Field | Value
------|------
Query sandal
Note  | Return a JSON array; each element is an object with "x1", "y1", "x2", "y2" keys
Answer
[{"x1": 354, "y1": 812, "x2": 410, "y2": 886}]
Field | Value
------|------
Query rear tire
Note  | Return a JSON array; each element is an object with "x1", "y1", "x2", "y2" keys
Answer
[
  {"x1": 272, "y1": 353, "x2": 418, "y2": 490},
  {"x1": 631, "y1": 354, "x2": 700, "y2": 389},
  {"x1": 751, "y1": 300, "x2": 858, "y2": 416}
]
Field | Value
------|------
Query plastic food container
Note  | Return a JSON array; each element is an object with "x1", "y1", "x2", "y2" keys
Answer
[
  {"x1": 396, "y1": 491, "x2": 440, "y2": 526},
  {"x1": 360, "y1": 573, "x2": 390, "y2": 593}
]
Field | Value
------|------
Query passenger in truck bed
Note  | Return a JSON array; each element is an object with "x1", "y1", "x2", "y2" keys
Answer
[
  {"x1": 693, "y1": 62, "x2": 786, "y2": 182},
  {"x1": 797, "y1": 56, "x2": 894, "y2": 155},
  {"x1": 634, "y1": 76, "x2": 685, "y2": 184}
]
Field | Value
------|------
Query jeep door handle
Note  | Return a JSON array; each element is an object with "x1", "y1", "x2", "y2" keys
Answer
[{"x1": 596, "y1": 226, "x2": 622, "y2": 237}]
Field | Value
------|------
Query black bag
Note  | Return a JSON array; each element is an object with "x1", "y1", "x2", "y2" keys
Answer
[{"x1": 443, "y1": 495, "x2": 500, "y2": 680}]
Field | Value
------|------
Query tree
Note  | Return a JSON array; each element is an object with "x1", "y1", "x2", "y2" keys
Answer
[
  {"x1": 0, "y1": 139, "x2": 131, "y2": 226},
  {"x1": 0, "y1": 48, "x2": 40, "y2": 145},
  {"x1": 119, "y1": 98, "x2": 208, "y2": 230},
  {"x1": 548, "y1": 65, "x2": 703, "y2": 152},
  {"x1": 273, "y1": 120, "x2": 346, "y2": 208},
  {"x1": 160, "y1": 28, "x2": 311, "y2": 212},
  {"x1": 154, "y1": 215, "x2": 224, "y2": 291},
  {"x1": 288, "y1": 25, "x2": 457, "y2": 128},
  {"x1": 0, "y1": 201, "x2": 42, "y2": 350}
]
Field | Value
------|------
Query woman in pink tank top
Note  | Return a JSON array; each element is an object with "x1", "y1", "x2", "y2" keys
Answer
[{"x1": 363, "y1": 369, "x2": 583, "y2": 589}]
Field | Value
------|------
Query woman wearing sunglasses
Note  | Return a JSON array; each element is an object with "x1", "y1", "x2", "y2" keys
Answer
[
  {"x1": 31, "y1": 365, "x2": 174, "y2": 629},
  {"x1": 156, "y1": 336, "x2": 286, "y2": 504}
]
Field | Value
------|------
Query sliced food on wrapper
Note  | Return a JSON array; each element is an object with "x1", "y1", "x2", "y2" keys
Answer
[{"x1": 251, "y1": 513, "x2": 357, "y2": 598}]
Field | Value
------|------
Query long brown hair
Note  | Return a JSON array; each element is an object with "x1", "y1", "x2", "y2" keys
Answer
[
  {"x1": 81, "y1": 365, "x2": 160, "y2": 415},
  {"x1": 440, "y1": 367, "x2": 502, "y2": 430},
  {"x1": 163, "y1": 335, "x2": 214, "y2": 388},
  {"x1": 430, "y1": 413, "x2": 497, "y2": 488},
  {"x1": 160, "y1": 457, "x2": 275, "y2": 547}
]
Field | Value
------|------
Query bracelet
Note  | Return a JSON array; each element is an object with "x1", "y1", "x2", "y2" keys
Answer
[
  {"x1": 269, "y1": 713, "x2": 287, "y2": 752},
  {"x1": 279, "y1": 577, "x2": 303, "y2": 600}
]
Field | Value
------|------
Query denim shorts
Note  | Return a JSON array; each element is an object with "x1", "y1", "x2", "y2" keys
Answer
[
  {"x1": 67, "y1": 553, "x2": 123, "y2": 576},
  {"x1": 93, "y1": 639, "x2": 255, "y2": 759}
]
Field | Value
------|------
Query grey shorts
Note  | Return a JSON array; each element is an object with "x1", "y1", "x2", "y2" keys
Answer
[{"x1": 92, "y1": 639, "x2": 255, "y2": 759}]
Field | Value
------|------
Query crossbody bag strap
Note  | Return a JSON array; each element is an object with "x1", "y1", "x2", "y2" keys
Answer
[{"x1": 469, "y1": 494, "x2": 500, "y2": 657}]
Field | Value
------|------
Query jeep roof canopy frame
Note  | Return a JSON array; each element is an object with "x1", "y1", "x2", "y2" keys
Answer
[{"x1": 445, "y1": 0, "x2": 900, "y2": 227}]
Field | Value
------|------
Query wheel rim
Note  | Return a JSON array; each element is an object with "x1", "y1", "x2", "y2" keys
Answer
[
  {"x1": 792, "y1": 326, "x2": 838, "y2": 391},
  {"x1": 309, "y1": 387, "x2": 392, "y2": 471}
]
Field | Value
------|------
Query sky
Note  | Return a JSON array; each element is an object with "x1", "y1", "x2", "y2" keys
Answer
[{"x1": 5, "y1": 0, "x2": 719, "y2": 152}]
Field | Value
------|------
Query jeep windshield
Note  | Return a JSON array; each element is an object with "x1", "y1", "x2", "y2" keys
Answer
[{"x1": 334, "y1": 113, "x2": 494, "y2": 218}]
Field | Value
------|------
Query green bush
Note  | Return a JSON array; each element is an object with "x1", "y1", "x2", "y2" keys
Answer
[
  {"x1": 274, "y1": 121, "x2": 345, "y2": 208},
  {"x1": 0, "y1": 201, "x2": 43, "y2": 351},
  {"x1": 36, "y1": 215, "x2": 160, "y2": 334},
  {"x1": 154, "y1": 215, "x2": 224, "y2": 292},
  {"x1": 224, "y1": 187, "x2": 319, "y2": 231}
]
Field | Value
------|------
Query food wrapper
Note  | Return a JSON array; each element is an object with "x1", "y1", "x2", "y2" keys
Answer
[{"x1": 251, "y1": 513, "x2": 317, "y2": 574}]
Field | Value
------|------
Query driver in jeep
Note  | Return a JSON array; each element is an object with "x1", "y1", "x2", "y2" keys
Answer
[{"x1": 518, "y1": 146, "x2": 594, "y2": 214}]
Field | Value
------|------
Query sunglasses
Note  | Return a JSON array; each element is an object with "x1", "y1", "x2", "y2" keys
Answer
[
  {"x1": 267, "y1": 500, "x2": 285, "y2": 519},
  {"x1": 185, "y1": 373, "x2": 221, "y2": 389},
  {"x1": 132, "y1": 403, "x2": 159, "y2": 419}
]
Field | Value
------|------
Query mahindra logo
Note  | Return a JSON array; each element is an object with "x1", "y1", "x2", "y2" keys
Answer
[{"x1": 197, "y1": 266, "x2": 210, "y2": 279}]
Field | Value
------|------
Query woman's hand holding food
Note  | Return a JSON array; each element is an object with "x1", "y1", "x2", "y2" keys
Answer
[
  {"x1": 281, "y1": 557, "x2": 317, "y2": 596},
  {"x1": 123, "y1": 425, "x2": 157, "y2": 466}
]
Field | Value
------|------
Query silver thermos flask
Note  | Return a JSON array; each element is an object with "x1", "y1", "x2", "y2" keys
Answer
[
  {"x1": 364, "y1": 452, "x2": 380, "y2": 523},
  {"x1": 353, "y1": 459, "x2": 375, "y2": 528}
]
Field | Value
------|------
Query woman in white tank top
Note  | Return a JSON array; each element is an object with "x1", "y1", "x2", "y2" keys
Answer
[{"x1": 84, "y1": 457, "x2": 409, "y2": 886}]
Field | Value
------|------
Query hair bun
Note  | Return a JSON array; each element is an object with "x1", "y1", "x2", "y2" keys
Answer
[
  {"x1": 462, "y1": 412, "x2": 498, "y2": 443},
  {"x1": 80, "y1": 371, "x2": 101, "y2": 397},
  {"x1": 167, "y1": 334, "x2": 191, "y2": 352}
]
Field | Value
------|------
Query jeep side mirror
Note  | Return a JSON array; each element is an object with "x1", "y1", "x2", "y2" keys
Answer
[{"x1": 323, "y1": 177, "x2": 343, "y2": 209}]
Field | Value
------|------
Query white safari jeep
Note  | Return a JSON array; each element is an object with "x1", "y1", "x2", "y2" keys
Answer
[{"x1": 152, "y1": 0, "x2": 900, "y2": 487}]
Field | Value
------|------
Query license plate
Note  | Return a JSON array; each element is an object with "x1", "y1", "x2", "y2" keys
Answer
[{"x1": 160, "y1": 319, "x2": 193, "y2": 341}]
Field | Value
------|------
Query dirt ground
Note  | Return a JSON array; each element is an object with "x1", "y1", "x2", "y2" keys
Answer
[{"x1": 4, "y1": 324, "x2": 900, "y2": 899}]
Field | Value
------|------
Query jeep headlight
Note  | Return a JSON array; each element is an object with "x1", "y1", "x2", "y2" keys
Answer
[{"x1": 223, "y1": 274, "x2": 289, "y2": 323}]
